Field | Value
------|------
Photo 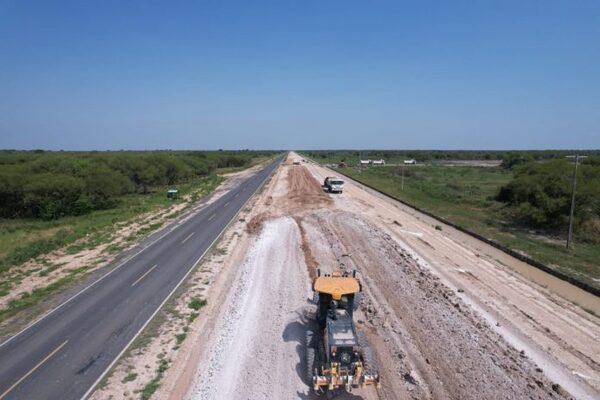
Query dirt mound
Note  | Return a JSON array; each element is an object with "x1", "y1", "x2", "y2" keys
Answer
[
  {"x1": 286, "y1": 166, "x2": 333, "y2": 210},
  {"x1": 245, "y1": 213, "x2": 269, "y2": 235}
]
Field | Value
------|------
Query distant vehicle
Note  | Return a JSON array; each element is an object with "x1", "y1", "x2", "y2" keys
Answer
[
  {"x1": 302, "y1": 159, "x2": 306, "y2": 162},
  {"x1": 359, "y1": 160, "x2": 371, "y2": 166},
  {"x1": 324, "y1": 177, "x2": 344, "y2": 193},
  {"x1": 166, "y1": 189, "x2": 179, "y2": 199},
  {"x1": 338, "y1": 162, "x2": 347, "y2": 168},
  {"x1": 293, "y1": 160, "x2": 301, "y2": 165},
  {"x1": 403, "y1": 159, "x2": 416, "y2": 165},
  {"x1": 372, "y1": 159, "x2": 385, "y2": 165}
]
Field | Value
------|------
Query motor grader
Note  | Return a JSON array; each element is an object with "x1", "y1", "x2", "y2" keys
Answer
[{"x1": 306, "y1": 270, "x2": 380, "y2": 397}]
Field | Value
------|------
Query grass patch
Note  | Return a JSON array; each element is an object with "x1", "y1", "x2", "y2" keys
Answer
[
  {"x1": 38, "y1": 264, "x2": 61, "y2": 277},
  {"x1": 122, "y1": 372, "x2": 137, "y2": 383},
  {"x1": 216, "y1": 155, "x2": 273, "y2": 175},
  {"x1": 136, "y1": 223, "x2": 164, "y2": 236},
  {"x1": 0, "y1": 280, "x2": 11, "y2": 297},
  {"x1": 175, "y1": 332, "x2": 187, "y2": 345},
  {"x1": 214, "y1": 247, "x2": 227, "y2": 256},
  {"x1": 0, "y1": 266, "x2": 90, "y2": 323},
  {"x1": 106, "y1": 243, "x2": 125, "y2": 254},
  {"x1": 140, "y1": 377, "x2": 160, "y2": 400},
  {"x1": 329, "y1": 163, "x2": 600, "y2": 290},
  {"x1": 140, "y1": 358, "x2": 169, "y2": 400},
  {"x1": 188, "y1": 297, "x2": 207, "y2": 311},
  {"x1": 188, "y1": 311, "x2": 199, "y2": 323},
  {"x1": 0, "y1": 175, "x2": 226, "y2": 275}
]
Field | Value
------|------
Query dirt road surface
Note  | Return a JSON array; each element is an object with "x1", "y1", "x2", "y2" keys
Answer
[{"x1": 172, "y1": 153, "x2": 598, "y2": 400}]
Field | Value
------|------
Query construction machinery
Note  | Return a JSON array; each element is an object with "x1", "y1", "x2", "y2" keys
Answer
[{"x1": 306, "y1": 270, "x2": 380, "y2": 397}]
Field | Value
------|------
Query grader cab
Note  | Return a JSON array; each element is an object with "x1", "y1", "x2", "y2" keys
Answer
[{"x1": 306, "y1": 270, "x2": 380, "y2": 397}]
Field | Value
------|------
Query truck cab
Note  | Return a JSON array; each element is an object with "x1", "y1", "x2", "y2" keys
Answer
[{"x1": 324, "y1": 177, "x2": 344, "y2": 193}]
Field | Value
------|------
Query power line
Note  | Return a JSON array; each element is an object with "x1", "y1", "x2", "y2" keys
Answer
[{"x1": 565, "y1": 155, "x2": 587, "y2": 249}]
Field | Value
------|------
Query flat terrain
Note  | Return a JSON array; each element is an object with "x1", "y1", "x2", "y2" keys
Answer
[
  {"x1": 323, "y1": 163, "x2": 600, "y2": 292},
  {"x1": 0, "y1": 156, "x2": 283, "y2": 400},
  {"x1": 163, "y1": 153, "x2": 599, "y2": 400}
]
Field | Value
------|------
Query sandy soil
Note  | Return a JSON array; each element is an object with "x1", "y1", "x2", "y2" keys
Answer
[
  {"x1": 92, "y1": 152, "x2": 598, "y2": 400},
  {"x1": 160, "y1": 153, "x2": 599, "y2": 400},
  {"x1": 301, "y1": 153, "x2": 599, "y2": 399}
]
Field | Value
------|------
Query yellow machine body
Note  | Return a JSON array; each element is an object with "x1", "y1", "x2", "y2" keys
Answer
[
  {"x1": 313, "y1": 274, "x2": 360, "y2": 301},
  {"x1": 309, "y1": 271, "x2": 380, "y2": 394}
]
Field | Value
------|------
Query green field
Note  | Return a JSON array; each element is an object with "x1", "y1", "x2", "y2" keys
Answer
[
  {"x1": 0, "y1": 175, "x2": 223, "y2": 274},
  {"x1": 0, "y1": 175, "x2": 226, "y2": 324},
  {"x1": 322, "y1": 163, "x2": 599, "y2": 291}
]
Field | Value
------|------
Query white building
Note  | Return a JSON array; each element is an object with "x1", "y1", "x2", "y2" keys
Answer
[
  {"x1": 372, "y1": 159, "x2": 385, "y2": 165},
  {"x1": 403, "y1": 159, "x2": 416, "y2": 165}
]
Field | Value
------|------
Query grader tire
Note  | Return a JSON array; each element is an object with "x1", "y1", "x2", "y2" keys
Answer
[
  {"x1": 306, "y1": 330, "x2": 316, "y2": 386},
  {"x1": 357, "y1": 331, "x2": 379, "y2": 376},
  {"x1": 353, "y1": 292, "x2": 362, "y2": 311}
]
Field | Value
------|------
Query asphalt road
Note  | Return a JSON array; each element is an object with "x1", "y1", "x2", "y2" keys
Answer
[{"x1": 0, "y1": 155, "x2": 284, "y2": 400}]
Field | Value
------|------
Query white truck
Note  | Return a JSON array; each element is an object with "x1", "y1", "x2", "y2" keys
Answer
[{"x1": 323, "y1": 177, "x2": 345, "y2": 193}]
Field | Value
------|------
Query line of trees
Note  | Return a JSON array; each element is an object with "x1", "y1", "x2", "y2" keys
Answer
[
  {"x1": 0, "y1": 150, "x2": 274, "y2": 220},
  {"x1": 496, "y1": 157, "x2": 600, "y2": 243},
  {"x1": 302, "y1": 150, "x2": 600, "y2": 163}
]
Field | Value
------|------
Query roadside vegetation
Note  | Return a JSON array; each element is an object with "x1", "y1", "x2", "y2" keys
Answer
[
  {"x1": 301, "y1": 149, "x2": 599, "y2": 166},
  {"x1": 0, "y1": 150, "x2": 274, "y2": 272},
  {"x1": 0, "y1": 150, "x2": 273, "y2": 221},
  {"x1": 303, "y1": 150, "x2": 600, "y2": 290},
  {"x1": 0, "y1": 150, "x2": 274, "y2": 327}
]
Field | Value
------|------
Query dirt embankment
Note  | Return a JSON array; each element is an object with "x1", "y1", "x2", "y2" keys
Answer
[
  {"x1": 302, "y1": 211, "x2": 568, "y2": 399},
  {"x1": 178, "y1": 155, "x2": 579, "y2": 400},
  {"x1": 181, "y1": 159, "x2": 378, "y2": 400},
  {"x1": 116, "y1": 152, "x2": 597, "y2": 400},
  {"x1": 302, "y1": 153, "x2": 599, "y2": 398}
]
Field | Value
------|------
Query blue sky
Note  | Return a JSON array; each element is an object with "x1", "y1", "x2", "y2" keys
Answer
[{"x1": 1, "y1": 1, "x2": 599, "y2": 150}]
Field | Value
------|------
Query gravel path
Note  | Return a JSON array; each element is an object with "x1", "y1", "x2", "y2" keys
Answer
[{"x1": 187, "y1": 217, "x2": 312, "y2": 400}]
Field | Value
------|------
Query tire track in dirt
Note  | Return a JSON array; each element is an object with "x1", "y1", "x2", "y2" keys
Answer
[
  {"x1": 303, "y1": 211, "x2": 569, "y2": 399},
  {"x1": 182, "y1": 155, "x2": 583, "y2": 400}
]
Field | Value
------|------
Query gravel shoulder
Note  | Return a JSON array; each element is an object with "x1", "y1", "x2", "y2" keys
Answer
[{"x1": 187, "y1": 216, "x2": 312, "y2": 400}]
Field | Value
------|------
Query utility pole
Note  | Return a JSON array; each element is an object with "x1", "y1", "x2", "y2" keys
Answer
[
  {"x1": 565, "y1": 155, "x2": 587, "y2": 249},
  {"x1": 358, "y1": 151, "x2": 362, "y2": 172},
  {"x1": 401, "y1": 164, "x2": 404, "y2": 190}
]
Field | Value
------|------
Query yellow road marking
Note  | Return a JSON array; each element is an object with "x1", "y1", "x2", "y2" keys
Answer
[
  {"x1": 131, "y1": 264, "x2": 158, "y2": 287},
  {"x1": 181, "y1": 232, "x2": 195, "y2": 244},
  {"x1": 208, "y1": 214, "x2": 216, "y2": 221},
  {"x1": 0, "y1": 340, "x2": 69, "y2": 400}
]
